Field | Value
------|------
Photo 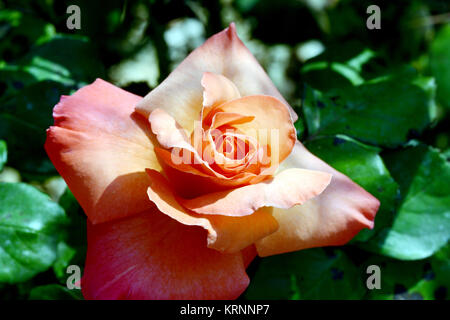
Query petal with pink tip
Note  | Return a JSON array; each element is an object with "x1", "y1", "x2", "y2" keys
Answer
[
  {"x1": 82, "y1": 209, "x2": 249, "y2": 300},
  {"x1": 180, "y1": 168, "x2": 331, "y2": 216},
  {"x1": 145, "y1": 169, "x2": 279, "y2": 253},
  {"x1": 45, "y1": 79, "x2": 161, "y2": 224},
  {"x1": 136, "y1": 24, "x2": 297, "y2": 134},
  {"x1": 255, "y1": 142, "x2": 380, "y2": 257}
]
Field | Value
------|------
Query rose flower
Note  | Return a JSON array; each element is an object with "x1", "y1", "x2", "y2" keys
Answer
[{"x1": 45, "y1": 24, "x2": 379, "y2": 299}]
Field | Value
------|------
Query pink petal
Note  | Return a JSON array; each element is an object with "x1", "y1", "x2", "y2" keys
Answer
[
  {"x1": 180, "y1": 168, "x2": 331, "y2": 216},
  {"x1": 81, "y1": 209, "x2": 249, "y2": 300},
  {"x1": 136, "y1": 23, "x2": 297, "y2": 134},
  {"x1": 45, "y1": 79, "x2": 161, "y2": 224},
  {"x1": 255, "y1": 142, "x2": 380, "y2": 257},
  {"x1": 145, "y1": 169, "x2": 279, "y2": 253}
]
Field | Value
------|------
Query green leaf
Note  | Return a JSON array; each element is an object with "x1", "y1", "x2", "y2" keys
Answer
[
  {"x1": 294, "y1": 117, "x2": 305, "y2": 140},
  {"x1": 52, "y1": 241, "x2": 76, "y2": 283},
  {"x1": 0, "y1": 65, "x2": 40, "y2": 101},
  {"x1": 364, "y1": 255, "x2": 428, "y2": 300},
  {"x1": 0, "y1": 182, "x2": 67, "y2": 283},
  {"x1": 301, "y1": 49, "x2": 376, "y2": 91},
  {"x1": 245, "y1": 248, "x2": 365, "y2": 299},
  {"x1": 0, "y1": 140, "x2": 6, "y2": 171},
  {"x1": 53, "y1": 188, "x2": 86, "y2": 284},
  {"x1": 442, "y1": 148, "x2": 450, "y2": 161},
  {"x1": 0, "y1": 80, "x2": 72, "y2": 174},
  {"x1": 0, "y1": 34, "x2": 101, "y2": 101},
  {"x1": 304, "y1": 135, "x2": 399, "y2": 241},
  {"x1": 365, "y1": 246, "x2": 449, "y2": 300},
  {"x1": 0, "y1": 10, "x2": 55, "y2": 61},
  {"x1": 430, "y1": 24, "x2": 450, "y2": 109},
  {"x1": 29, "y1": 284, "x2": 82, "y2": 300},
  {"x1": 55, "y1": 188, "x2": 87, "y2": 275},
  {"x1": 364, "y1": 145, "x2": 450, "y2": 260},
  {"x1": 302, "y1": 76, "x2": 437, "y2": 147},
  {"x1": 13, "y1": 34, "x2": 105, "y2": 85}
]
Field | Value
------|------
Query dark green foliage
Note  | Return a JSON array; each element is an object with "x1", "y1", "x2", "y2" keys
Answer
[{"x1": 0, "y1": 0, "x2": 449, "y2": 300}]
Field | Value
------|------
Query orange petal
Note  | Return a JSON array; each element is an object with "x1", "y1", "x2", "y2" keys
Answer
[
  {"x1": 149, "y1": 108, "x2": 218, "y2": 176},
  {"x1": 204, "y1": 129, "x2": 259, "y2": 176},
  {"x1": 146, "y1": 169, "x2": 279, "y2": 253},
  {"x1": 149, "y1": 109, "x2": 262, "y2": 195},
  {"x1": 180, "y1": 168, "x2": 331, "y2": 216},
  {"x1": 154, "y1": 146, "x2": 259, "y2": 198},
  {"x1": 82, "y1": 209, "x2": 249, "y2": 299},
  {"x1": 208, "y1": 111, "x2": 255, "y2": 129},
  {"x1": 216, "y1": 95, "x2": 296, "y2": 167},
  {"x1": 136, "y1": 23, "x2": 297, "y2": 134},
  {"x1": 149, "y1": 108, "x2": 192, "y2": 150},
  {"x1": 45, "y1": 79, "x2": 161, "y2": 224},
  {"x1": 255, "y1": 142, "x2": 380, "y2": 257}
]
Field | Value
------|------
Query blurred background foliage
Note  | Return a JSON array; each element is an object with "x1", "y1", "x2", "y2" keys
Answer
[{"x1": 0, "y1": 0, "x2": 449, "y2": 300}]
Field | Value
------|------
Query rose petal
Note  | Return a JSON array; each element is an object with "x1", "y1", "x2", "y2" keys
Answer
[
  {"x1": 45, "y1": 79, "x2": 160, "y2": 224},
  {"x1": 149, "y1": 108, "x2": 218, "y2": 176},
  {"x1": 154, "y1": 147, "x2": 259, "y2": 198},
  {"x1": 255, "y1": 142, "x2": 380, "y2": 257},
  {"x1": 149, "y1": 109, "x2": 262, "y2": 194},
  {"x1": 212, "y1": 95, "x2": 296, "y2": 166},
  {"x1": 146, "y1": 169, "x2": 279, "y2": 253},
  {"x1": 241, "y1": 245, "x2": 258, "y2": 268},
  {"x1": 81, "y1": 209, "x2": 249, "y2": 299},
  {"x1": 180, "y1": 168, "x2": 331, "y2": 216},
  {"x1": 202, "y1": 72, "x2": 241, "y2": 109},
  {"x1": 207, "y1": 111, "x2": 255, "y2": 129},
  {"x1": 204, "y1": 129, "x2": 259, "y2": 176},
  {"x1": 148, "y1": 108, "x2": 193, "y2": 150},
  {"x1": 136, "y1": 23, "x2": 297, "y2": 134}
]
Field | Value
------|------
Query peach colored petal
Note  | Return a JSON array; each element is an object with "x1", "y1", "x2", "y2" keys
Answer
[
  {"x1": 202, "y1": 72, "x2": 241, "y2": 110},
  {"x1": 149, "y1": 108, "x2": 221, "y2": 177},
  {"x1": 146, "y1": 169, "x2": 279, "y2": 253},
  {"x1": 208, "y1": 111, "x2": 255, "y2": 130},
  {"x1": 148, "y1": 108, "x2": 193, "y2": 150},
  {"x1": 255, "y1": 142, "x2": 380, "y2": 257},
  {"x1": 180, "y1": 168, "x2": 331, "y2": 216},
  {"x1": 45, "y1": 79, "x2": 161, "y2": 224},
  {"x1": 208, "y1": 207, "x2": 279, "y2": 253},
  {"x1": 204, "y1": 129, "x2": 259, "y2": 175},
  {"x1": 82, "y1": 209, "x2": 249, "y2": 299},
  {"x1": 216, "y1": 95, "x2": 296, "y2": 167},
  {"x1": 136, "y1": 23, "x2": 297, "y2": 134},
  {"x1": 154, "y1": 147, "x2": 261, "y2": 198},
  {"x1": 149, "y1": 109, "x2": 265, "y2": 193}
]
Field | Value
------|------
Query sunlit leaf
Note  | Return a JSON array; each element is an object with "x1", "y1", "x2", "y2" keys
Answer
[
  {"x1": 0, "y1": 182, "x2": 67, "y2": 283},
  {"x1": 12, "y1": 35, "x2": 105, "y2": 86},
  {"x1": 363, "y1": 145, "x2": 450, "y2": 260},
  {"x1": 302, "y1": 75, "x2": 437, "y2": 147},
  {"x1": 0, "y1": 140, "x2": 6, "y2": 171},
  {"x1": 52, "y1": 241, "x2": 76, "y2": 283},
  {"x1": 304, "y1": 135, "x2": 399, "y2": 241},
  {"x1": 0, "y1": 10, "x2": 55, "y2": 61}
]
